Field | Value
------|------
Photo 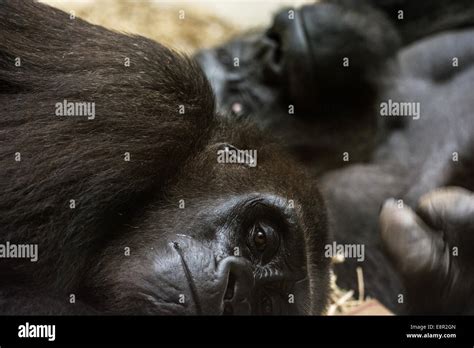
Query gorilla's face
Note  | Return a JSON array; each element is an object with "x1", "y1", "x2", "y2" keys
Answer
[
  {"x1": 196, "y1": 31, "x2": 281, "y2": 122},
  {"x1": 195, "y1": 6, "x2": 319, "y2": 122},
  {"x1": 85, "y1": 141, "x2": 330, "y2": 315}
]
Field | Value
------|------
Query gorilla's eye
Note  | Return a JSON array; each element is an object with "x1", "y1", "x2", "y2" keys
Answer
[
  {"x1": 248, "y1": 222, "x2": 279, "y2": 262},
  {"x1": 254, "y1": 228, "x2": 267, "y2": 251}
]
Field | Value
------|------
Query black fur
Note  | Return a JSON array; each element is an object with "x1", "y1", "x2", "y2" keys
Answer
[
  {"x1": 0, "y1": 0, "x2": 215, "y2": 288},
  {"x1": 0, "y1": 0, "x2": 329, "y2": 315}
]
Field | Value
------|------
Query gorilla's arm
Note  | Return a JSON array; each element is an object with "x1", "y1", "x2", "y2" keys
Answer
[{"x1": 0, "y1": 0, "x2": 215, "y2": 291}]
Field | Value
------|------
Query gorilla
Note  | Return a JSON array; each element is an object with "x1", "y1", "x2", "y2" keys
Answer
[
  {"x1": 197, "y1": 0, "x2": 474, "y2": 314},
  {"x1": 0, "y1": 0, "x2": 473, "y2": 316},
  {"x1": 0, "y1": 0, "x2": 329, "y2": 315}
]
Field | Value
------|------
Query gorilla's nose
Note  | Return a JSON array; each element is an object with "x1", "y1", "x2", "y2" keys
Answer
[{"x1": 218, "y1": 256, "x2": 254, "y2": 315}]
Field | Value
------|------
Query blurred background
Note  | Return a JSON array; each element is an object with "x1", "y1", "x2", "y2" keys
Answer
[{"x1": 41, "y1": 0, "x2": 314, "y2": 53}]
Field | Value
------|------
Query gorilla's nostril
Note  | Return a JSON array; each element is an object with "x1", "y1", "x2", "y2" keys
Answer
[
  {"x1": 224, "y1": 272, "x2": 236, "y2": 300},
  {"x1": 218, "y1": 256, "x2": 254, "y2": 315}
]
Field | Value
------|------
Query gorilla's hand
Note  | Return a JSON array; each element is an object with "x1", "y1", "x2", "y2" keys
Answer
[{"x1": 380, "y1": 187, "x2": 474, "y2": 314}]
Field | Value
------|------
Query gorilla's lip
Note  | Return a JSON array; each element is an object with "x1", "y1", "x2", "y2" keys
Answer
[{"x1": 172, "y1": 241, "x2": 203, "y2": 315}]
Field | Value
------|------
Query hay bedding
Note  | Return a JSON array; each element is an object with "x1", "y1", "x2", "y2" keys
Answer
[
  {"x1": 42, "y1": 0, "x2": 240, "y2": 53},
  {"x1": 42, "y1": 0, "x2": 390, "y2": 315},
  {"x1": 328, "y1": 257, "x2": 391, "y2": 315}
]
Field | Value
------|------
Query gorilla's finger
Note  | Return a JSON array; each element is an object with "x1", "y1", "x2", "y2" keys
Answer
[
  {"x1": 416, "y1": 186, "x2": 474, "y2": 231},
  {"x1": 379, "y1": 199, "x2": 448, "y2": 278}
]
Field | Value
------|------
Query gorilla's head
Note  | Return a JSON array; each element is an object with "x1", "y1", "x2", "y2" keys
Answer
[
  {"x1": 0, "y1": 0, "x2": 330, "y2": 316},
  {"x1": 85, "y1": 128, "x2": 330, "y2": 315}
]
